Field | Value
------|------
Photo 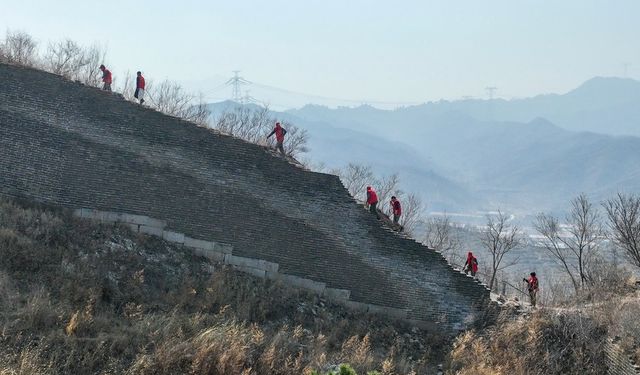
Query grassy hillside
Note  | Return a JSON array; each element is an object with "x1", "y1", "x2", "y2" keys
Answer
[
  {"x1": 0, "y1": 198, "x2": 447, "y2": 375},
  {"x1": 1, "y1": 197, "x2": 638, "y2": 374}
]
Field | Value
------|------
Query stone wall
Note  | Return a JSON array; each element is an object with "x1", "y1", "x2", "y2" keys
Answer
[{"x1": 0, "y1": 63, "x2": 492, "y2": 333}]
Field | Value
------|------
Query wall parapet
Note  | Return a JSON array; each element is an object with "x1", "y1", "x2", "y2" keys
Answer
[{"x1": 74, "y1": 208, "x2": 416, "y2": 324}]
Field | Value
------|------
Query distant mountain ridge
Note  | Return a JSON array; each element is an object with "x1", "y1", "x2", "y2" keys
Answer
[{"x1": 208, "y1": 77, "x2": 640, "y2": 215}]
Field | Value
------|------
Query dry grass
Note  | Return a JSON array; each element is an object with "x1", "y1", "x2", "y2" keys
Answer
[
  {"x1": 0, "y1": 198, "x2": 446, "y2": 374},
  {"x1": 448, "y1": 309, "x2": 610, "y2": 375}
]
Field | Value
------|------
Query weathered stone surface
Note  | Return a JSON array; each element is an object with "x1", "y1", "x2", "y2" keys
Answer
[
  {"x1": 184, "y1": 237, "x2": 215, "y2": 251},
  {"x1": 224, "y1": 255, "x2": 279, "y2": 273},
  {"x1": 139, "y1": 225, "x2": 163, "y2": 236},
  {"x1": 344, "y1": 300, "x2": 369, "y2": 313},
  {"x1": 0, "y1": 63, "x2": 492, "y2": 333},
  {"x1": 281, "y1": 274, "x2": 326, "y2": 294},
  {"x1": 324, "y1": 288, "x2": 350, "y2": 301},
  {"x1": 163, "y1": 230, "x2": 185, "y2": 244}
]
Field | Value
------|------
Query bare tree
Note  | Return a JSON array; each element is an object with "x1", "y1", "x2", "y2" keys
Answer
[
  {"x1": 479, "y1": 210, "x2": 523, "y2": 290},
  {"x1": 43, "y1": 39, "x2": 84, "y2": 78},
  {"x1": 76, "y1": 43, "x2": 108, "y2": 87},
  {"x1": 1, "y1": 30, "x2": 38, "y2": 66},
  {"x1": 423, "y1": 214, "x2": 461, "y2": 257},
  {"x1": 535, "y1": 194, "x2": 602, "y2": 293},
  {"x1": 214, "y1": 106, "x2": 308, "y2": 157},
  {"x1": 371, "y1": 173, "x2": 399, "y2": 214},
  {"x1": 146, "y1": 80, "x2": 211, "y2": 127},
  {"x1": 336, "y1": 164, "x2": 375, "y2": 202},
  {"x1": 399, "y1": 193, "x2": 423, "y2": 234},
  {"x1": 604, "y1": 193, "x2": 640, "y2": 269}
]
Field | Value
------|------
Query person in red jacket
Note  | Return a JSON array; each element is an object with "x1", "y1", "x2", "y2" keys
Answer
[
  {"x1": 463, "y1": 251, "x2": 478, "y2": 277},
  {"x1": 523, "y1": 272, "x2": 539, "y2": 307},
  {"x1": 99, "y1": 64, "x2": 112, "y2": 91},
  {"x1": 134, "y1": 71, "x2": 145, "y2": 104},
  {"x1": 390, "y1": 196, "x2": 402, "y2": 224},
  {"x1": 366, "y1": 186, "x2": 380, "y2": 219},
  {"x1": 267, "y1": 122, "x2": 287, "y2": 154}
]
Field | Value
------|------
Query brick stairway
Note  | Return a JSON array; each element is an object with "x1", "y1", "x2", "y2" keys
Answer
[{"x1": 0, "y1": 63, "x2": 492, "y2": 332}]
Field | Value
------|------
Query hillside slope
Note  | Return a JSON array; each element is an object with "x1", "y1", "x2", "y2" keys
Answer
[
  {"x1": 0, "y1": 63, "x2": 490, "y2": 331},
  {"x1": 0, "y1": 198, "x2": 446, "y2": 374}
]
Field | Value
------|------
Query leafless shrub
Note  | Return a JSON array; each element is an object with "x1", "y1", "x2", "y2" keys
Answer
[
  {"x1": 479, "y1": 210, "x2": 523, "y2": 290},
  {"x1": 604, "y1": 193, "x2": 640, "y2": 269},
  {"x1": 535, "y1": 194, "x2": 604, "y2": 293},
  {"x1": 400, "y1": 193, "x2": 424, "y2": 235},
  {"x1": 214, "y1": 106, "x2": 308, "y2": 157},
  {"x1": 376, "y1": 173, "x2": 400, "y2": 213},
  {"x1": 422, "y1": 214, "x2": 461, "y2": 257},
  {"x1": 43, "y1": 39, "x2": 84, "y2": 78},
  {"x1": 77, "y1": 44, "x2": 108, "y2": 87},
  {"x1": 146, "y1": 80, "x2": 211, "y2": 126},
  {"x1": 42, "y1": 39, "x2": 109, "y2": 88},
  {"x1": 1, "y1": 30, "x2": 38, "y2": 66},
  {"x1": 337, "y1": 164, "x2": 375, "y2": 201}
]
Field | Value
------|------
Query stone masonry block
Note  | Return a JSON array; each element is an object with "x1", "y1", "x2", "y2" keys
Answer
[
  {"x1": 224, "y1": 255, "x2": 279, "y2": 273},
  {"x1": 234, "y1": 265, "x2": 266, "y2": 278},
  {"x1": 184, "y1": 237, "x2": 215, "y2": 250},
  {"x1": 265, "y1": 271, "x2": 280, "y2": 280},
  {"x1": 121, "y1": 214, "x2": 166, "y2": 228},
  {"x1": 192, "y1": 247, "x2": 225, "y2": 262},
  {"x1": 139, "y1": 225, "x2": 163, "y2": 236},
  {"x1": 324, "y1": 288, "x2": 350, "y2": 301},
  {"x1": 127, "y1": 223, "x2": 140, "y2": 233},
  {"x1": 162, "y1": 230, "x2": 185, "y2": 244},
  {"x1": 102, "y1": 211, "x2": 125, "y2": 223},
  {"x1": 79, "y1": 208, "x2": 104, "y2": 221},
  {"x1": 217, "y1": 243, "x2": 233, "y2": 254},
  {"x1": 280, "y1": 274, "x2": 326, "y2": 294},
  {"x1": 344, "y1": 300, "x2": 369, "y2": 313},
  {"x1": 367, "y1": 304, "x2": 408, "y2": 320}
]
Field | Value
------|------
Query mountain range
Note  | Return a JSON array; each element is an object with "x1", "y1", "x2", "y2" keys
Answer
[{"x1": 208, "y1": 77, "x2": 640, "y2": 218}]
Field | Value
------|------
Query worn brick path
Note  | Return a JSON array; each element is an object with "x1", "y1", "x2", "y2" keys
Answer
[{"x1": 0, "y1": 63, "x2": 491, "y2": 331}]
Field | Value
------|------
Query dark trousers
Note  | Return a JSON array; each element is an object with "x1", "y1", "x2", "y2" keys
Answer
[
  {"x1": 529, "y1": 289, "x2": 537, "y2": 307},
  {"x1": 393, "y1": 214, "x2": 400, "y2": 224},
  {"x1": 103, "y1": 83, "x2": 112, "y2": 91},
  {"x1": 276, "y1": 141, "x2": 285, "y2": 154},
  {"x1": 369, "y1": 202, "x2": 379, "y2": 218}
]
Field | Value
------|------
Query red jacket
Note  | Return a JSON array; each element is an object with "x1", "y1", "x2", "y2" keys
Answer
[
  {"x1": 102, "y1": 69, "x2": 112, "y2": 84},
  {"x1": 136, "y1": 75, "x2": 145, "y2": 89},
  {"x1": 268, "y1": 123, "x2": 286, "y2": 142},
  {"x1": 465, "y1": 252, "x2": 478, "y2": 273},
  {"x1": 366, "y1": 189, "x2": 378, "y2": 205},
  {"x1": 391, "y1": 199, "x2": 401, "y2": 215},
  {"x1": 526, "y1": 275, "x2": 539, "y2": 291}
]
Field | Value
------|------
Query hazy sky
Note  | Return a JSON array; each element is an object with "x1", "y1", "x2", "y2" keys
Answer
[{"x1": 1, "y1": 0, "x2": 638, "y2": 107}]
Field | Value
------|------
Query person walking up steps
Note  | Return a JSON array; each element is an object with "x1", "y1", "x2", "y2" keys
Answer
[
  {"x1": 267, "y1": 121, "x2": 287, "y2": 155},
  {"x1": 366, "y1": 186, "x2": 380, "y2": 220},
  {"x1": 390, "y1": 196, "x2": 402, "y2": 224},
  {"x1": 390, "y1": 195, "x2": 403, "y2": 231},
  {"x1": 463, "y1": 251, "x2": 478, "y2": 277},
  {"x1": 523, "y1": 272, "x2": 539, "y2": 307},
  {"x1": 134, "y1": 71, "x2": 146, "y2": 104},
  {"x1": 99, "y1": 64, "x2": 112, "y2": 91}
]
